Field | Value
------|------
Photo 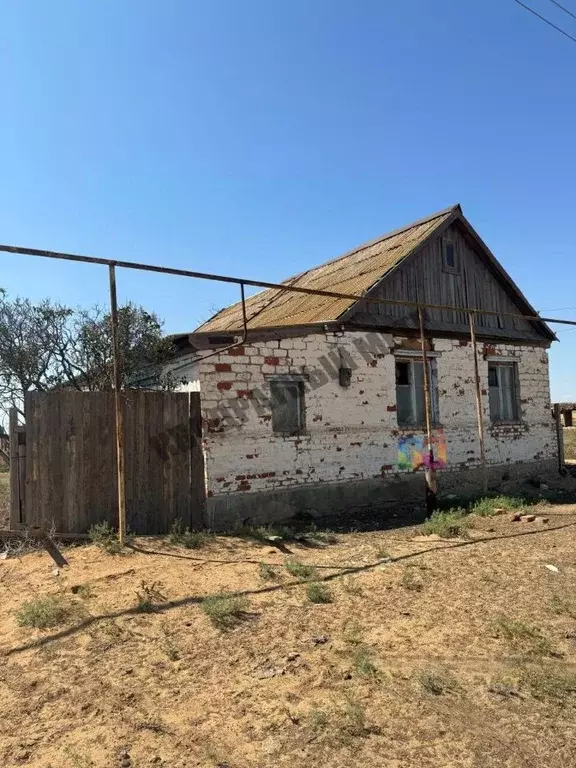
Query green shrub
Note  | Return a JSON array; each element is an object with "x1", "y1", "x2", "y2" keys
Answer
[
  {"x1": 352, "y1": 645, "x2": 379, "y2": 678},
  {"x1": 231, "y1": 522, "x2": 294, "y2": 542},
  {"x1": 306, "y1": 582, "x2": 333, "y2": 604},
  {"x1": 88, "y1": 521, "x2": 124, "y2": 554},
  {"x1": 258, "y1": 562, "x2": 280, "y2": 581},
  {"x1": 491, "y1": 615, "x2": 554, "y2": 657},
  {"x1": 285, "y1": 559, "x2": 318, "y2": 581},
  {"x1": 168, "y1": 519, "x2": 213, "y2": 549},
  {"x1": 16, "y1": 595, "x2": 71, "y2": 629},
  {"x1": 520, "y1": 666, "x2": 576, "y2": 702},
  {"x1": 421, "y1": 509, "x2": 469, "y2": 539},
  {"x1": 470, "y1": 495, "x2": 525, "y2": 517},
  {"x1": 202, "y1": 592, "x2": 249, "y2": 629},
  {"x1": 342, "y1": 577, "x2": 363, "y2": 595},
  {"x1": 74, "y1": 583, "x2": 94, "y2": 599}
]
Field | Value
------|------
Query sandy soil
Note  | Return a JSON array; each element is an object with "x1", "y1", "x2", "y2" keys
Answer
[{"x1": 2, "y1": 504, "x2": 576, "y2": 768}]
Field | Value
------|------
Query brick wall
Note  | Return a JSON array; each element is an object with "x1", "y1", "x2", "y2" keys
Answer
[{"x1": 175, "y1": 331, "x2": 556, "y2": 508}]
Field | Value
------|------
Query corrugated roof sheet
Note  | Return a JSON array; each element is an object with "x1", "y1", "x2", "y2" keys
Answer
[{"x1": 195, "y1": 206, "x2": 457, "y2": 333}]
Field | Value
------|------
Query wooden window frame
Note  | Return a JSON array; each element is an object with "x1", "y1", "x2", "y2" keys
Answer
[
  {"x1": 442, "y1": 239, "x2": 460, "y2": 274},
  {"x1": 395, "y1": 357, "x2": 440, "y2": 428},
  {"x1": 269, "y1": 377, "x2": 306, "y2": 435},
  {"x1": 488, "y1": 362, "x2": 520, "y2": 424}
]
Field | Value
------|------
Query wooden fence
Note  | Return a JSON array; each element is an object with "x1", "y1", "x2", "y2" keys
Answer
[{"x1": 10, "y1": 390, "x2": 205, "y2": 534}]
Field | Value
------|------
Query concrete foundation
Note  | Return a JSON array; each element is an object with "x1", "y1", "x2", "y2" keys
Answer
[{"x1": 205, "y1": 458, "x2": 558, "y2": 528}]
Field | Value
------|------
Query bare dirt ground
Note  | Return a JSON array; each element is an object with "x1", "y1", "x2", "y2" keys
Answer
[{"x1": 2, "y1": 497, "x2": 576, "y2": 768}]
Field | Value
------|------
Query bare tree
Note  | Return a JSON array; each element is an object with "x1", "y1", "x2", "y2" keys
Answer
[
  {"x1": 0, "y1": 291, "x2": 72, "y2": 417},
  {"x1": 0, "y1": 290, "x2": 175, "y2": 422}
]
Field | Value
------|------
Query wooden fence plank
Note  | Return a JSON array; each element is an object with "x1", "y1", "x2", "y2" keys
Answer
[
  {"x1": 22, "y1": 390, "x2": 205, "y2": 534},
  {"x1": 189, "y1": 392, "x2": 205, "y2": 530},
  {"x1": 9, "y1": 409, "x2": 22, "y2": 528}
]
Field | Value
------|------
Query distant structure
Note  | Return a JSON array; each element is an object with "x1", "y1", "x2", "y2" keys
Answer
[{"x1": 556, "y1": 403, "x2": 576, "y2": 427}]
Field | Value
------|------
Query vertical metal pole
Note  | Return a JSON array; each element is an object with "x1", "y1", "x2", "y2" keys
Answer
[
  {"x1": 109, "y1": 264, "x2": 126, "y2": 545},
  {"x1": 469, "y1": 311, "x2": 488, "y2": 494},
  {"x1": 553, "y1": 404, "x2": 566, "y2": 475},
  {"x1": 418, "y1": 307, "x2": 437, "y2": 516}
]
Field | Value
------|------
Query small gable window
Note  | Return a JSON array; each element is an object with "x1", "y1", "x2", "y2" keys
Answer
[{"x1": 442, "y1": 240, "x2": 459, "y2": 273}]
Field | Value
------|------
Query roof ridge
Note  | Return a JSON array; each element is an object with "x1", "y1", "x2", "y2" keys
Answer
[
  {"x1": 273, "y1": 203, "x2": 460, "y2": 287},
  {"x1": 192, "y1": 203, "x2": 461, "y2": 333}
]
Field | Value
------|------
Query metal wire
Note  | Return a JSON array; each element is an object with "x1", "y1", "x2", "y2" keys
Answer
[{"x1": 0, "y1": 242, "x2": 572, "y2": 328}]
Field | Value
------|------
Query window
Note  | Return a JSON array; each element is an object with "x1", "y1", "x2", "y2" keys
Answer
[
  {"x1": 442, "y1": 240, "x2": 459, "y2": 273},
  {"x1": 269, "y1": 379, "x2": 305, "y2": 434},
  {"x1": 395, "y1": 358, "x2": 439, "y2": 427},
  {"x1": 488, "y1": 363, "x2": 519, "y2": 422}
]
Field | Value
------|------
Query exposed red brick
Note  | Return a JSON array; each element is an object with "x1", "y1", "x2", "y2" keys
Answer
[
  {"x1": 481, "y1": 389, "x2": 487, "y2": 395},
  {"x1": 246, "y1": 454, "x2": 254, "y2": 459},
  {"x1": 215, "y1": 362, "x2": 232, "y2": 372},
  {"x1": 237, "y1": 481, "x2": 251, "y2": 491},
  {"x1": 264, "y1": 355, "x2": 280, "y2": 366},
  {"x1": 369, "y1": 359, "x2": 377, "y2": 367},
  {"x1": 387, "y1": 405, "x2": 397, "y2": 412},
  {"x1": 215, "y1": 476, "x2": 226, "y2": 482},
  {"x1": 237, "y1": 389, "x2": 253, "y2": 399},
  {"x1": 217, "y1": 381, "x2": 232, "y2": 391},
  {"x1": 246, "y1": 474, "x2": 256, "y2": 480},
  {"x1": 228, "y1": 346, "x2": 245, "y2": 356},
  {"x1": 459, "y1": 340, "x2": 469, "y2": 346},
  {"x1": 381, "y1": 464, "x2": 394, "y2": 471},
  {"x1": 206, "y1": 417, "x2": 223, "y2": 432},
  {"x1": 235, "y1": 474, "x2": 246, "y2": 481}
]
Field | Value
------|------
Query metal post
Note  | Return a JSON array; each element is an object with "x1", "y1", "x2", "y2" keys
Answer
[
  {"x1": 553, "y1": 404, "x2": 566, "y2": 475},
  {"x1": 469, "y1": 311, "x2": 488, "y2": 494},
  {"x1": 418, "y1": 307, "x2": 437, "y2": 516},
  {"x1": 109, "y1": 264, "x2": 126, "y2": 545}
]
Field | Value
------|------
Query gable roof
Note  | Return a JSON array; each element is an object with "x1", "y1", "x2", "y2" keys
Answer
[
  {"x1": 195, "y1": 205, "x2": 457, "y2": 333},
  {"x1": 192, "y1": 204, "x2": 554, "y2": 342}
]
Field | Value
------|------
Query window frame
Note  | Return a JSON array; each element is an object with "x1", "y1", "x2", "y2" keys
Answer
[
  {"x1": 268, "y1": 377, "x2": 306, "y2": 435},
  {"x1": 442, "y1": 239, "x2": 460, "y2": 274},
  {"x1": 488, "y1": 361, "x2": 520, "y2": 423},
  {"x1": 395, "y1": 357, "x2": 440, "y2": 428}
]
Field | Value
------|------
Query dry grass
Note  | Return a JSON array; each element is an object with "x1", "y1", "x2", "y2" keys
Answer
[{"x1": 2, "y1": 499, "x2": 576, "y2": 767}]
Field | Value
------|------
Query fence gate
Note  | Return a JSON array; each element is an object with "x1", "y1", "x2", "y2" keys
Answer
[{"x1": 11, "y1": 390, "x2": 205, "y2": 534}]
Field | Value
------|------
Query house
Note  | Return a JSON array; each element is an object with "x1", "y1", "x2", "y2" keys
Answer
[{"x1": 169, "y1": 204, "x2": 557, "y2": 527}]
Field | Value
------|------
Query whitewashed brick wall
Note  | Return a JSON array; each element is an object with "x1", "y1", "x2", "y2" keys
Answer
[{"x1": 174, "y1": 331, "x2": 556, "y2": 499}]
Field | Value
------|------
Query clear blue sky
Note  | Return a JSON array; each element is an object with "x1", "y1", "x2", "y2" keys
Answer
[{"x1": 1, "y1": 0, "x2": 574, "y2": 399}]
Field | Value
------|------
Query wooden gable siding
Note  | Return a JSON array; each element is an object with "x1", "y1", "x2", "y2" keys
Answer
[{"x1": 348, "y1": 221, "x2": 546, "y2": 342}]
